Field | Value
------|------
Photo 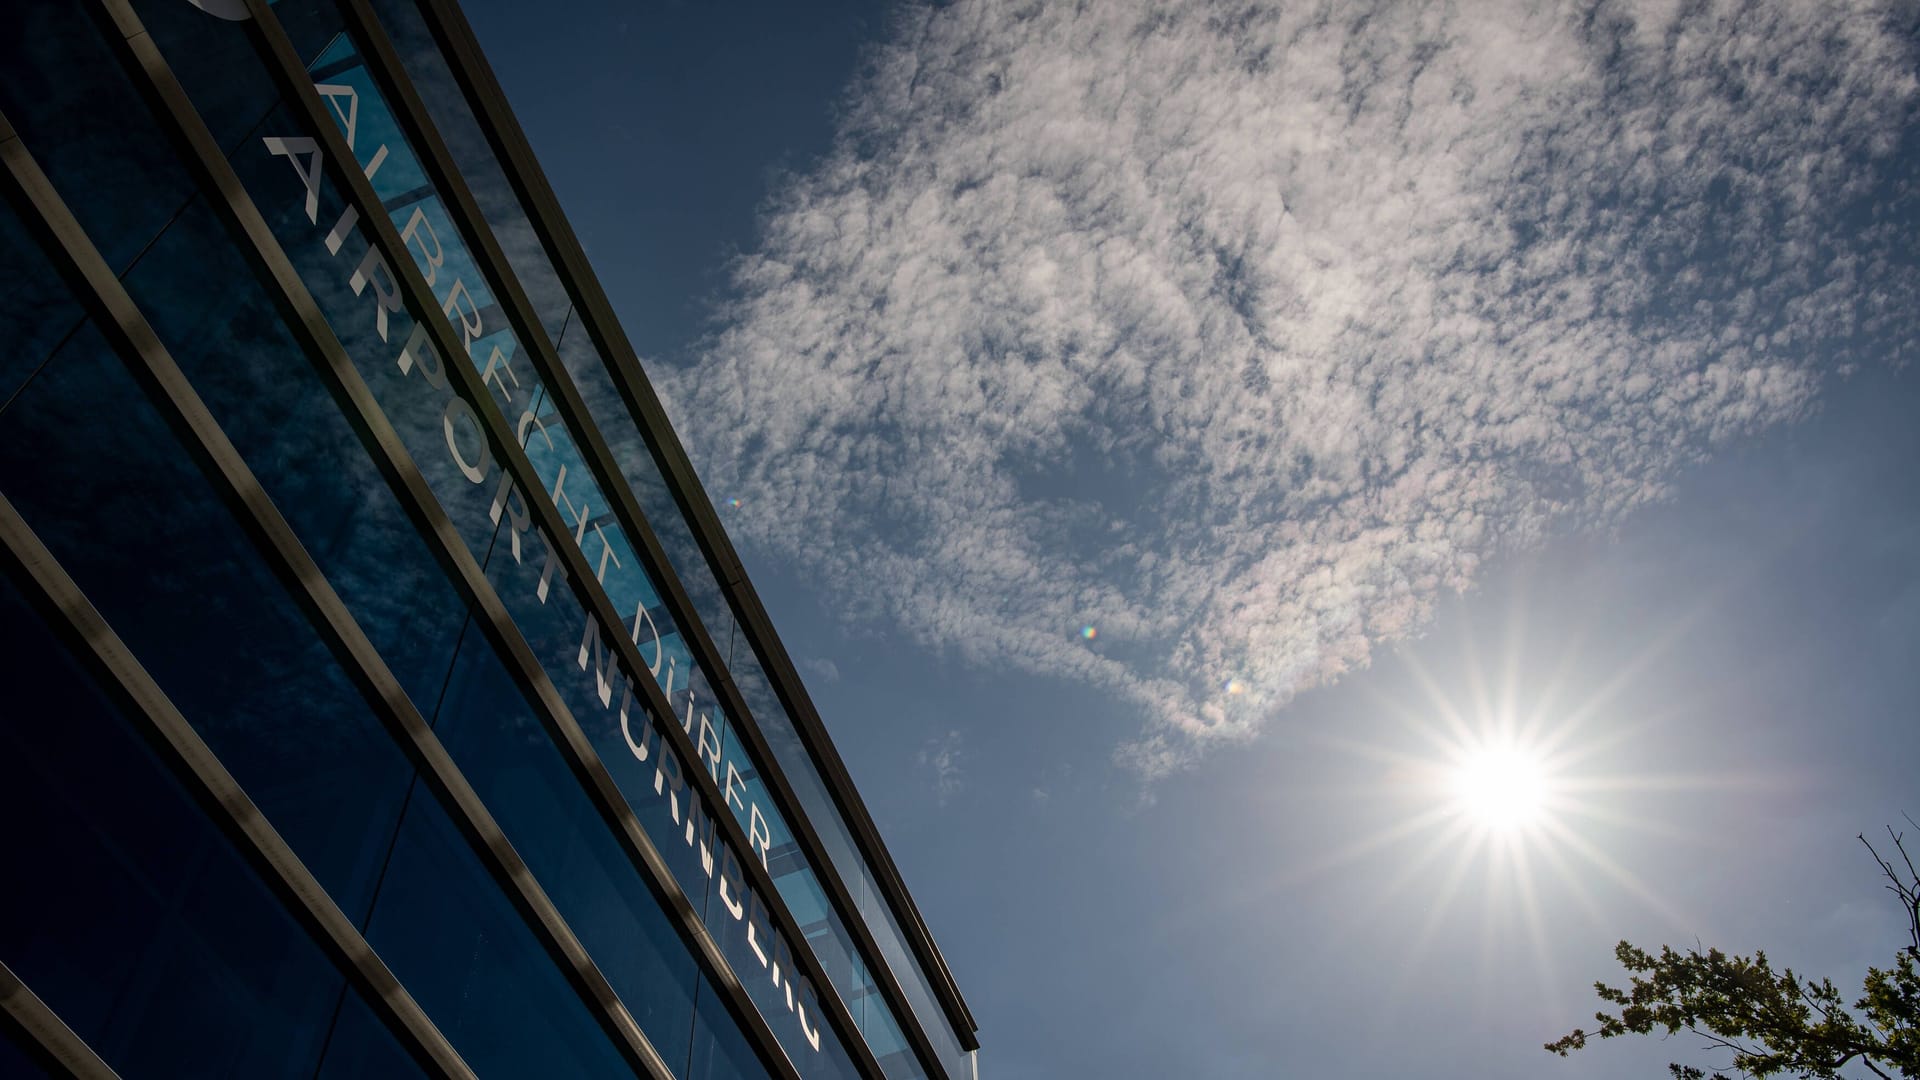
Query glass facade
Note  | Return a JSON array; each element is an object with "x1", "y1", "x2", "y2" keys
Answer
[{"x1": 0, "y1": 2, "x2": 977, "y2": 1078}]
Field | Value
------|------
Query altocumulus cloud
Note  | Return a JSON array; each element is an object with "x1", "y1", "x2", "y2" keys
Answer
[{"x1": 662, "y1": 0, "x2": 1920, "y2": 778}]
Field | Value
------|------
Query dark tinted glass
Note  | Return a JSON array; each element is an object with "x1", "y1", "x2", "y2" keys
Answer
[
  {"x1": 432, "y1": 626, "x2": 702, "y2": 1070},
  {"x1": 0, "y1": 195, "x2": 82, "y2": 410},
  {"x1": 0, "y1": 0, "x2": 197, "y2": 273},
  {"x1": 123, "y1": 194, "x2": 470, "y2": 714},
  {"x1": 0, "y1": 560, "x2": 409, "y2": 1079},
  {"x1": 691, "y1": 976, "x2": 775, "y2": 1080},
  {"x1": 0, "y1": 1025, "x2": 55, "y2": 1079},
  {"x1": 0, "y1": 320, "x2": 416, "y2": 925},
  {"x1": 313, "y1": 989, "x2": 434, "y2": 1079},
  {"x1": 126, "y1": 0, "x2": 349, "y2": 147},
  {"x1": 360, "y1": 791, "x2": 635, "y2": 1077}
]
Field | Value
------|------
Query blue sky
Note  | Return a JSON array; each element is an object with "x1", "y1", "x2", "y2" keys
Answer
[{"x1": 460, "y1": 1, "x2": 1920, "y2": 1076}]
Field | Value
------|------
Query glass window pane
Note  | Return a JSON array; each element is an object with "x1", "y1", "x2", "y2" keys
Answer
[
  {"x1": 432, "y1": 624, "x2": 701, "y2": 1072},
  {"x1": 122, "y1": 194, "x2": 473, "y2": 711},
  {"x1": 313, "y1": 988, "x2": 432, "y2": 1079},
  {"x1": 0, "y1": 194, "x2": 81, "y2": 410},
  {"x1": 0, "y1": 0, "x2": 198, "y2": 273},
  {"x1": 0, "y1": 321, "x2": 416, "y2": 926},
  {"x1": 0, "y1": 560, "x2": 406, "y2": 1079},
  {"x1": 360, "y1": 790, "x2": 636, "y2": 1077},
  {"x1": 0, "y1": 1026, "x2": 56, "y2": 1079},
  {"x1": 690, "y1": 975, "x2": 774, "y2": 1080}
]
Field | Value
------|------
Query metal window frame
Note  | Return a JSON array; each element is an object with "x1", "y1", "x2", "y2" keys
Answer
[
  {"x1": 0, "y1": 111, "x2": 476, "y2": 1080},
  {"x1": 406, "y1": 0, "x2": 980, "y2": 1050},
  {"x1": 88, "y1": 1, "x2": 870, "y2": 1075},
  {"x1": 3, "y1": 85, "x2": 682, "y2": 1079},
  {"x1": 329, "y1": 2, "x2": 954, "y2": 1075},
  {"x1": 0, "y1": 959, "x2": 119, "y2": 1080}
]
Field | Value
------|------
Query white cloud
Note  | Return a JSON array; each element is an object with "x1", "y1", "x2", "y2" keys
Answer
[
  {"x1": 663, "y1": 0, "x2": 1920, "y2": 778},
  {"x1": 919, "y1": 729, "x2": 965, "y2": 804},
  {"x1": 800, "y1": 655, "x2": 842, "y2": 684}
]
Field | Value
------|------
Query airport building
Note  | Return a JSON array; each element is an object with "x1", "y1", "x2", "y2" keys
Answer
[{"x1": 0, "y1": 2, "x2": 977, "y2": 1077}]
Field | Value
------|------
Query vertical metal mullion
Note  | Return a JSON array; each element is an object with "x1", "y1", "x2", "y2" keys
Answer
[
  {"x1": 58, "y1": 13, "x2": 682, "y2": 1078},
  {"x1": 0, "y1": 960, "x2": 119, "y2": 1080},
  {"x1": 88, "y1": 3, "x2": 799, "y2": 1077},
  {"x1": 332, "y1": 3, "x2": 952, "y2": 1075},
  {"x1": 407, "y1": 0, "x2": 978, "y2": 1049}
]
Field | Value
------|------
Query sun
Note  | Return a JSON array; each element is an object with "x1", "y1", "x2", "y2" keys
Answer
[
  {"x1": 1448, "y1": 742, "x2": 1552, "y2": 832},
  {"x1": 1262, "y1": 601, "x2": 1775, "y2": 1012}
]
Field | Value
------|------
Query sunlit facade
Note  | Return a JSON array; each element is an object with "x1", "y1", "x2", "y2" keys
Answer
[{"x1": 0, "y1": 2, "x2": 976, "y2": 1077}]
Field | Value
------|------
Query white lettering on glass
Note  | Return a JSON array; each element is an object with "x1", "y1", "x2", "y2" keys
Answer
[{"x1": 256, "y1": 60, "x2": 841, "y2": 1057}]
